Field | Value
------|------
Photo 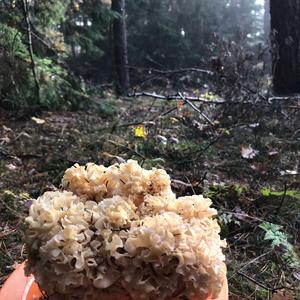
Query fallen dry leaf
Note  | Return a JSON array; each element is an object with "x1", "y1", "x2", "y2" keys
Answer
[
  {"x1": 5, "y1": 163, "x2": 18, "y2": 171},
  {"x1": 250, "y1": 162, "x2": 267, "y2": 174},
  {"x1": 31, "y1": 117, "x2": 46, "y2": 124},
  {"x1": 272, "y1": 290, "x2": 294, "y2": 300},
  {"x1": 280, "y1": 169, "x2": 298, "y2": 176},
  {"x1": 293, "y1": 270, "x2": 300, "y2": 281},
  {"x1": 241, "y1": 145, "x2": 259, "y2": 159},
  {"x1": 268, "y1": 149, "x2": 279, "y2": 156}
]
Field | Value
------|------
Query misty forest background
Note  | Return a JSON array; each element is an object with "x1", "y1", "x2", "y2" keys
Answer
[{"x1": 0, "y1": 1, "x2": 300, "y2": 299}]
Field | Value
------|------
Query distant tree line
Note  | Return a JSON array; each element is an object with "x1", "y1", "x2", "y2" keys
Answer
[{"x1": 1, "y1": 0, "x2": 299, "y2": 110}]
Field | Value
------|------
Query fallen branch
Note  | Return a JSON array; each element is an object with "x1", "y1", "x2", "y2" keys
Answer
[
  {"x1": 268, "y1": 96, "x2": 300, "y2": 102},
  {"x1": 238, "y1": 271, "x2": 300, "y2": 293},
  {"x1": 129, "y1": 66, "x2": 214, "y2": 76},
  {"x1": 127, "y1": 91, "x2": 225, "y2": 104},
  {"x1": 238, "y1": 271, "x2": 272, "y2": 291},
  {"x1": 127, "y1": 91, "x2": 300, "y2": 109},
  {"x1": 129, "y1": 66, "x2": 268, "y2": 101},
  {"x1": 178, "y1": 92, "x2": 214, "y2": 125},
  {"x1": 150, "y1": 67, "x2": 214, "y2": 76}
]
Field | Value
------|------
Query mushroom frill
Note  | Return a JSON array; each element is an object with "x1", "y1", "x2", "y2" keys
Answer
[{"x1": 25, "y1": 160, "x2": 226, "y2": 300}]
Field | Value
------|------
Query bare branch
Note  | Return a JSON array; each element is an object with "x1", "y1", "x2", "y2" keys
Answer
[
  {"x1": 127, "y1": 91, "x2": 300, "y2": 109},
  {"x1": 129, "y1": 66, "x2": 214, "y2": 76},
  {"x1": 178, "y1": 92, "x2": 214, "y2": 125},
  {"x1": 268, "y1": 96, "x2": 300, "y2": 102},
  {"x1": 127, "y1": 91, "x2": 225, "y2": 104},
  {"x1": 150, "y1": 67, "x2": 214, "y2": 76}
]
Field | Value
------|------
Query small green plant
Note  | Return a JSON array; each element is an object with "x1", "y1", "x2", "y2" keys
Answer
[
  {"x1": 259, "y1": 222, "x2": 300, "y2": 269},
  {"x1": 96, "y1": 98, "x2": 119, "y2": 116},
  {"x1": 2, "y1": 190, "x2": 17, "y2": 208},
  {"x1": 218, "y1": 211, "x2": 241, "y2": 226},
  {"x1": 261, "y1": 187, "x2": 300, "y2": 201},
  {"x1": 206, "y1": 184, "x2": 247, "y2": 203}
]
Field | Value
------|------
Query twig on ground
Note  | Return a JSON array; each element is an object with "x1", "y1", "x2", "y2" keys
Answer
[
  {"x1": 198, "y1": 171, "x2": 208, "y2": 185},
  {"x1": 238, "y1": 271, "x2": 272, "y2": 291},
  {"x1": 171, "y1": 179, "x2": 192, "y2": 188},
  {"x1": 0, "y1": 228, "x2": 17, "y2": 239},
  {"x1": 224, "y1": 211, "x2": 266, "y2": 223},
  {"x1": 111, "y1": 104, "x2": 178, "y2": 129},
  {"x1": 238, "y1": 251, "x2": 273, "y2": 272},
  {"x1": 178, "y1": 92, "x2": 214, "y2": 125},
  {"x1": 184, "y1": 176, "x2": 196, "y2": 194},
  {"x1": 268, "y1": 96, "x2": 300, "y2": 102}
]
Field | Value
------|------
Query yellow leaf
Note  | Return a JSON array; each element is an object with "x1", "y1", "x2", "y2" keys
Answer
[
  {"x1": 134, "y1": 125, "x2": 147, "y2": 139},
  {"x1": 203, "y1": 91, "x2": 215, "y2": 100}
]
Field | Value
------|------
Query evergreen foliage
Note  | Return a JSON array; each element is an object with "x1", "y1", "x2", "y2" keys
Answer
[
  {"x1": 126, "y1": 0, "x2": 264, "y2": 68},
  {"x1": 0, "y1": 0, "x2": 264, "y2": 110}
]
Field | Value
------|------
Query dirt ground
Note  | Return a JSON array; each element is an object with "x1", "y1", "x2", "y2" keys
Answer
[{"x1": 0, "y1": 97, "x2": 299, "y2": 299}]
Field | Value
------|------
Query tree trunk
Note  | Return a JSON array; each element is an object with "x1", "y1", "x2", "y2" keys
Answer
[
  {"x1": 263, "y1": 0, "x2": 271, "y2": 73},
  {"x1": 112, "y1": 0, "x2": 130, "y2": 95},
  {"x1": 264, "y1": 0, "x2": 270, "y2": 41},
  {"x1": 270, "y1": 0, "x2": 300, "y2": 94}
]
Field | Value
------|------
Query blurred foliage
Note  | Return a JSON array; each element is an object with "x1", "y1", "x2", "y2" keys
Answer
[
  {"x1": 0, "y1": 0, "x2": 108, "y2": 110},
  {"x1": 0, "y1": 0, "x2": 264, "y2": 110},
  {"x1": 63, "y1": 0, "x2": 114, "y2": 81},
  {"x1": 126, "y1": 0, "x2": 264, "y2": 68}
]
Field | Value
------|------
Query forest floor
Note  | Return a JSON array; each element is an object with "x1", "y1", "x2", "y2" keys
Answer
[{"x1": 0, "y1": 95, "x2": 299, "y2": 299}]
